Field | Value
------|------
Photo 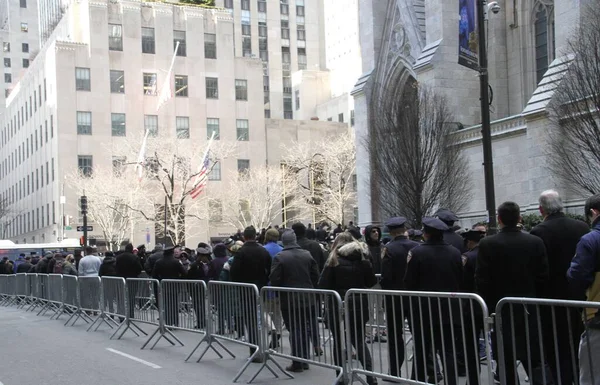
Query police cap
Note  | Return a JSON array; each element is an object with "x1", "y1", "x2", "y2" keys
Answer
[
  {"x1": 435, "y1": 209, "x2": 459, "y2": 224},
  {"x1": 461, "y1": 229, "x2": 485, "y2": 242},
  {"x1": 385, "y1": 217, "x2": 408, "y2": 229},
  {"x1": 422, "y1": 217, "x2": 449, "y2": 232},
  {"x1": 163, "y1": 246, "x2": 177, "y2": 257}
]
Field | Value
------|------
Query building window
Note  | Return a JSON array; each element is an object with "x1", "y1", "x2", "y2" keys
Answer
[
  {"x1": 175, "y1": 75, "x2": 188, "y2": 97},
  {"x1": 339, "y1": 113, "x2": 344, "y2": 123},
  {"x1": 209, "y1": 199, "x2": 223, "y2": 221},
  {"x1": 235, "y1": 79, "x2": 248, "y2": 101},
  {"x1": 51, "y1": 158, "x2": 54, "y2": 181},
  {"x1": 111, "y1": 113, "x2": 126, "y2": 136},
  {"x1": 3, "y1": 42, "x2": 9, "y2": 52},
  {"x1": 143, "y1": 73, "x2": 157, "y2": 95},
  {"x1": 280, "y1": 2, "x2": 289, "y2": 15},
  {"x1": 208, "y1": 161, "x2": 221, "y2": 181},
  {"x1": 298, "y1": 48, "x2": 307, "y2": 70},
  {"x1": 145, "y1": 115, "x2": 158, "y2": 137},
  {"x1": 295, "y1": 90, "x2": 300, "y2": 110},
  {"x1": 258, "y1": 21, "x2": 267, "y2": 37},
  {"x1": 242, "y1": 37, "x2": 252, "y2": 57},
  {"x1": 4, "y1": 74, "x2": 11, "y2": 83},
  {"x1": 112, "y1": 156, "x2": 127, "y2": 177},
  {"x1": 351, "y1": 110, "x2": 355, "y2": 126},
  {"x1": 206, "y1": 77, "x2": 218, "y2": 99},
  {"x1": 283, "y1": 97, "x2": 293, "y2": 119},
  {"x1": 281, "y1": 20, "x2": 290, "y2": 39},
  {"x1": 21, "y1": 23, "x2": 28, "y2": 32},
  {"x1": 236, "y1": 119, "x2": 249, "y2": 141},
  {"x1": 327, "y1": 117, "x2": 332, "y2": 121},
  {"x1": 224, "y1": 0, "x2": 233, "y2": 8},
  {"x1": 20, "y1": 0, "x2": 26, "y2": 8},
  {"x1": 283, "y1": 76, "x2": 292, "y2": 94},
  {"x1": 76, "y1": 111, "x2": 92, "y2": 135},
  {"x1": 282, "y1": 46, "x2": 291, "y2": 64},
  {"x1": 176, "y1": 116, "x2": 189, "y2": 139},
  {"x1": 38, "y1": 85, "x2": 41, "y2": 106},
  {"x1": 204, "y1": 33, "x2": 217, "y2": 59},
  {"x1": 534, "y1": 1, "x2": 555, "y2": 84},
  {"x1": 241, "y1": 0, "x2": 250, "y2": 10},
  {"x1": 141, "y1": 27, "x2": 155, "y2": 54},
  {"x1": 78, "y1": 155, "x2": 93, "y2": 177},
  {"x1": 258, "y1": 0, "x2": 266, "y2": 13},
  {"x1": 237, "y1": 159, "x2": 250, "y2": 175},
  {"x1": 296, "y1": 5, "x2": 305, "y2": 16},
  {"x1": 4, "y1": 58, "x2": 10, "y2": 68},
  {"x1": 297, "y1": 24, "x2": 305, "y2": 41},
  {"x1": 110, "y1": 70, "x2": 125, "y2": 93},
  {"x1": 174, "y1": 30, "x2": 186, "y2": 56},
  {"x1": 242, "y1": 22, "x2": 251, "y2": 36},
  {"x1": 22, "y1": 43, "x2": 29, "y2": 53},
  {"x1": 108, "y1": 24, "x2": 123, "y2": 51},
  {"x1": 207, "y1": 118, "x2": 220, "y2": 140},
  {"x1": 75, "y1": 67, "x2": 91, "y2": 91}
]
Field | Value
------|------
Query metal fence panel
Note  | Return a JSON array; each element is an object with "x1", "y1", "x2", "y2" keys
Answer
[
  {"x1": 254, "y1": 287, "x2": 344, "y2": 385},
  {"x1": 0, "y1": 275, "x2": 16, "y2": 305},
  {"x1": 61, "y1": 275, "x2": 82, "y2": 326},
  {"x1": 39, "y1": 274, "x2": 63, "y2": 318},
  {"x1": 15, "y1": 273, "x2": 26, "y2": 304},
  {"x1": 77, "y1": 276, "x2": 102, "y2": 329},
  {"x1": 99, "y1": 277, "x2": 146, "y2": 340},
  {"x1": 344, "y1": 289, "x2": 493, "y2": 385},
  {"x1": 496, "y1": 297, "x2": 600, "y2": 385}
]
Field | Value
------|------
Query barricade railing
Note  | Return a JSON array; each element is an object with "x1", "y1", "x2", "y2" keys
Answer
[
  {"x1": 76, "y1": 276, "x2": 102, "y2": 329},
  {"x1": 17, "y1": 273, "x2": 35, "y2": 309},
  {"x1": 4, "y1": 274, "x2": 16, "y2": 305},
  {"x1": 61, "y1": 275, "x2": 82, "y2": 326},
  {"x1": 38, "y1": 274, "x2": 64, "y2": 318},
  {"x1": 345, "y1": 289, "x2": 493, "y2": 385},
  {"x1": 193, "y1": 281, "x2": 264, "y2": 383},
  {"x1": 100, "y1": 277, "x2": 146, "y2": 339},
  {"x1": 28, "y1": 274, "x2": 48, "y2": 313},
  {"x1": 366, "y1": 275, "x2": 386, "y2": 344},
  {"x1": 126, "y1": 278, "x2": 176, "y2": 349},
  {"x1": 495, "y1": 297, "x2": 600, "y2": 385},
  {"x1": 15, "y1": 273, "x2": 27, "y2": 306},
  {"x1": 0, "y1": 275, "x2": 14, "y2": 305},
  {"x1": 151, "y1": 279, "x2": 206, "y2": 352},
  {"x1": 254, "y1": 287, "x2": 344, "y2": 385}
]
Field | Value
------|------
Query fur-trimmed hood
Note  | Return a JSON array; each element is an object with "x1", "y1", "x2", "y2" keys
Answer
[{"x1": 337, "y1": 241, "x2": 370, "y2": 261}]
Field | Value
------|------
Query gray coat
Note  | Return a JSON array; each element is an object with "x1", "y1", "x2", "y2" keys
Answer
[{"x1": 269, "y1": 244, "x2": 319, "y2": 309}]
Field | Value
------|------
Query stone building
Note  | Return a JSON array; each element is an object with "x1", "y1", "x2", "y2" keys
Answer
[{"x1": 353, "y1": 0, "x2": 591, "y2": 227}]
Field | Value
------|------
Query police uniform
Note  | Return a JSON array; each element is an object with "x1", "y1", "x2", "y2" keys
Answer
[
  {"x1": 379, "y1": 217, "x2": 420, "y2": 378},
  {"x1": 404, "y1": 217, "x2": 477, "y2": 385},
  {"x1": 436, "y1": 209, "x2": 467, "y2": 253}
]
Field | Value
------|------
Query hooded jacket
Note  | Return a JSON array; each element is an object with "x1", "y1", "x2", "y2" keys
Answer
[
  {"x1": 364, "y1": 225, "x2": 382, "y2": 274},
  {"x1": 99, "y1": 255, "x2": 118, "y2": 277}
]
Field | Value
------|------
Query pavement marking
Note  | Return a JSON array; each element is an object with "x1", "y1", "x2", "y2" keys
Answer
[
  {"x1": 105, "y1": 348, "x2": 162, "y2": 369},
  {"x1": 19, "y1": 316, "x2": 27, "y2": 319}
]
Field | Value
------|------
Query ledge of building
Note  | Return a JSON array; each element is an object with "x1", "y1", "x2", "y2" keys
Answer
[
  {"x1": 351, "y1": 70, "x2": 373, "y2": 96},
  {"x1": 414, "y1": 38, "x2": 442, "y2": 73},
  {"x1": 454, "y1": 114, "x2": 527, "y2": 145}
]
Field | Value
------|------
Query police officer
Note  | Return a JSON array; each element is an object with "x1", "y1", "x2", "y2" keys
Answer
[
  {"x1": 379, "y1": 217, "x2": 420, "y2": 379},
  {"x1": 461, "y1": 226, "x2": 486, "y2": 293},
  {"x1": 405, "y1": 217, "x2": 477, "y2": 385},
  {"x1": 435, "y1": 209, "x2": 467, "y2": 253}
]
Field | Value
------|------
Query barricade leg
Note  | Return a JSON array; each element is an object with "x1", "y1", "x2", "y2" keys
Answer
[{"x1": 140, "y1": 280, "x2": 184, "y2": 350}]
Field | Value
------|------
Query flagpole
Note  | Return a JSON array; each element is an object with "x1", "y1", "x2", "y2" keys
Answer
[
  {"x1": 156, "y1": 41, "x2": 180, "y2": 112},
  {"x1": 192, "y1": 131, "x2": 216, "y2": 188}
]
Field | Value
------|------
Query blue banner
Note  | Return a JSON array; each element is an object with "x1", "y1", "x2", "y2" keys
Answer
[{"x1": 458, "y1": 0, "x2": 479, "y2": 70}]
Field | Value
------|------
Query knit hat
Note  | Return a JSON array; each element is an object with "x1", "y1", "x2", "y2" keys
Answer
[
  {"x1": 213, "y1": 244, "x2": 228, "y2": 258},
  {"x1": 196, "y1": 242, "x2": 212, "y2": 256},
  {"x1": 281, "y1": 230, "x2": 297, "y2": 246}
]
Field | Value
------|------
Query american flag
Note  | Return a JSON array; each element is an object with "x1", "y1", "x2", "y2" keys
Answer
[
  {"x1": 156, "y1": 41, "x2": 179, "y2": 112},
  {"x1": 190, "y1": 155, "x2": 210, "y2": 199}
]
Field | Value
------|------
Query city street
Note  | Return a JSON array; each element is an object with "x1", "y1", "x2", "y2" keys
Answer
[{"x1": 0, "y1": 307, "x2": 335, "y2": 385}]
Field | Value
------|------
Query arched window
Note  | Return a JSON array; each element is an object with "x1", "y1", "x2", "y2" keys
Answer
[{"x1": 533, "y1": 1, "x2": 555, "y2": 84}]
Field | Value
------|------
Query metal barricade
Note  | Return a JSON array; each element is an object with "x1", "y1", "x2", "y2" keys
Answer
[
  {"x1": 254, "y1": 287, "x2": 344, "y2": 385},
  {"x1": 100, "y1": 276, "x2": 146, "y2": 339},
  {"x1": 38, "y1": 274, "x2": 64, "y2": 318},
  {"x1": 495, "y1": 297, "x2": 600, "y2": 385},
  {"x1": 2, "y1": 274, "x2": 16, "y2": 305},
  {"x1": 27, "y1": 274, "x2": 48, "y2": 313},
  {"x1": 74, "y1": 276, "x2": 102, "y2": 328},
  {"x1": 15, "y1": 273, "x2": 27, "y2": 306},
  {"x1": 344, "y1": 289, "x2": 493, "y2": 385},
  {"x1": 61, "y1": 275, "x2": 82, "y2": 326},
  {"x1": 0, "y1": 275, "x2": 9, "y2": 304},
  {"x1": 126, "y1": 278, "x2": 170, "y2": 349},
  {"x1": 17, "y1": 273, "x2": 35, "y2": 309},
  {"x1": 149, "y1": 279, "x2": 206, "y2": 351},
  {"x1": 193, "y1": 281, "x2": 263, "y2": 383}
]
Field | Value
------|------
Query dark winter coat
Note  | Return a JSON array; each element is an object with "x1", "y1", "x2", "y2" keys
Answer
[
  {"x1": 145, "y1": 250, "x2": 163, "y2": 275},
  {"x1": 380, "y1": 236, "x2": 420, "y2": 290},
  {"x1": 462, "y1": 246, "x2": 478, "y2": 293},
  {"x1": 16, "y1": 262, "x2": 33, "y2": 274},
  {"x1": 209, "y1": 256, "x2": 229, "y2": 281},
  {"x1": 364, "y1": 225, "x2": 382, "y2": 274},
  {"x1": 187, "y1": 260, "x2": 212, "y2": 282},
  {"x1": 229, "y1": 241, "x2": 272, "y2": 289},
  {"x1": 151, "y1": 255, "x2": 186, "y2": 281},
  {"x1": 530, "y1": 213, "x2": 589, "y2": 300},
  {"x1": 443, "y1": 229, "x2": 467, "y2": 253},
  {"x1": 296, "y1": 236, "x2": 326, "y2": 272},
  {"x1": 35, "y1": 255, "x2": 53, "y2": 274},
  {"x1": 115, "y1": 252, "x2": 143, "y2": 279},
  {"x1": 99, "y1": 256, "x2": 118, "y2": 277},
  {"x1": 270, "y1": 244, "x2": 319, "y2": 310}
]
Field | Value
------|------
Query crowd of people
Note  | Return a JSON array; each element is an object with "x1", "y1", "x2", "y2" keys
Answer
[{"x1": 2, "y1": 189, "x2": 599, "y2": 385}]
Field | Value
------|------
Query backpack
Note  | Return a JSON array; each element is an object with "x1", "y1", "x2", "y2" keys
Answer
[{"x1": 53, "y1": 259, "x2": 65, "y2": 274}]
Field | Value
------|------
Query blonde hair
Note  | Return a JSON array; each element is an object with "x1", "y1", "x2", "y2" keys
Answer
[
  {"x1": 325, "y1": 232, "x2": 355, "y2": 267},
  {"x1": 66, "y1": 254, "x2": 75, "y2": 264}
]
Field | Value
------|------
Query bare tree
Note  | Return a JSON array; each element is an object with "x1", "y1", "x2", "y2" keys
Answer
[
  {"x1": 368, "y1": 81, "x2": 471, "y2": 226},
  {"x1": 211, "y1": 164, "x2": 302, "y2": 230},
  {"x1": 282, "y1": 133, "x2": 357, "y2": 226},
  {"x1": 548, "y1": 5, "x2": 600, "y2": 195},
  {"x1": 112, "y1": 130, "x2": 235, "y2": 246},
  {"x1": 0, "y1": 196, "x2": 21, "y2": 239}
]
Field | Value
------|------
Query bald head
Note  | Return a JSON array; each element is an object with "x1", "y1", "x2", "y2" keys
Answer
[{"x1": 539, "y1": 189, "x2": 563, "y2": 217}]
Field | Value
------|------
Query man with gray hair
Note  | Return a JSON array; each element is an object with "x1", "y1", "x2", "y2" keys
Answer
[{"x1": 530, "y1": 189, "x2": 590, "y2": 385}]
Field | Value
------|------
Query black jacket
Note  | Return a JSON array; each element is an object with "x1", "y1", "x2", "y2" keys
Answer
[
  {"x1": 99, "y1": 256, "x2": 118, "y2": 277},
  {"x1": 318, "y1": 241, "x2": 377, "y2": 299},
  {"x1": 297, "y1": 236, "x2": 326, "y2": 272},
  {"x1": 230, "y1": 241, "x2": 272, "y2": 289},
  {"x1": 16, "y1": 262, "x2": 33, "y2": 274},
  {"x1": 270, "y1": 244, "x2": 319, "y2": 309},
  {"x1": 145, "y1": 250, "x2": 163, "y2": 275},
  {"x1": 530, "y1": 213, "x2": 589, "y2": 300},
  {"x1": 364, "y1": 225, "x2": 383, "y2": 274},
  {"x1": 462, "y1": 246, "x2": 478, "y2": 293},
  {"x1": 476, "y1": 226, "x2": 549, "y2": 312},
  {"x1": 444, "y1": 230, "x2": 467, "y2": 253},
  {"x1": 152, "y1": 256, "x2": 186, "y2": 280},
  {"x1": 35, "y1": 256, "x2": 53, "y2": 274},
  {"x1": 116, "y1": 252, "x2": 143, "y2": 279},
  {"x1": 380, "y1": 236, "x2": 420, "y2": 290},
  {"x1": 187, "y1": 261, "x2": 212, "y2": 282}
]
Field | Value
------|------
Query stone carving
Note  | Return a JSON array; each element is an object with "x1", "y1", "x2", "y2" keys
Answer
[{"x1": 391, "y1": 23, "x2": 407, "y2": 54}]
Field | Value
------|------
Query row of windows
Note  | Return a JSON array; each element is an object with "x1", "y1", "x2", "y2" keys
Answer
[
  {"x1": 2, "y1": 80, "x2": 48, "y2": 147},
  {"x1": 225, "y1": 0, "x2": 305, "y2": 17},
  {"x1": 1, "y1": 116, "x2": 54, "y2": 181},
  {"x1": 107, "y1": 24, "x2": 217, "y2": 60},
  {"x1": 75, "y1": 112, "x2": 250, "y2": 141},
  {"x1": 3, "y1": 159, "x2": 55, "y2": 207},
  {"x1": 2, "y1": 42, "x2": 30, "y2": 53},
  {"x1": 3, "y1": 58, "x2": 29, "y2": 69},
  {"x1": 77, "y1": 68, "x2": 248, "y2": 100},
  {"x1": 4, "y1": 203, "x2": 57, "y2": 238}
]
